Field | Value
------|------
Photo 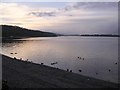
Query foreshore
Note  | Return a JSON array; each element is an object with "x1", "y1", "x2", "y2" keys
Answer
[{"x1": 2, "y1": 54, "x2": 118, "y2": 88}]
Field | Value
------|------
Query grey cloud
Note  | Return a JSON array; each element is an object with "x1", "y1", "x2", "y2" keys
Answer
[
  {"x1": 28, "y1": 8, "x2": 74, "y2": 18},
  {"x1": 48, "y1": 2, "x2": 117, "y2": 16},
  {"x1": 27, "y1": 2, "x2": 118, "y2": 35},
  {"x1": 23, "y1": 2, "x2": 119, "y2": 18},
  {"x1": 59, "y1": 2, "x2": 117, "y2": 13},
  {"x1": 71, "y1": 2, "x2": 118, "y2": 11},
  {"x1": 29, "y1": 11, "x2": 56, "y2": 17}
]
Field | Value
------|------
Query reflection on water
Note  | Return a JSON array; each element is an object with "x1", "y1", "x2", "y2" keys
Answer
[{"x1": 1, "y1": 36, "x2": 118, "y2": 83}]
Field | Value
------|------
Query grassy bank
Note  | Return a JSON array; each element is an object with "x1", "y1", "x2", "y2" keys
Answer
[{"x1": 2, "y1": 54, "x2": 118, "y2": 88}]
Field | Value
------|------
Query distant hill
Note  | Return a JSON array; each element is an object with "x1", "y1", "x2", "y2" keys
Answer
[
  {"x1": 62, "y1": 34, "x2": 120, "y2": 37},
  {"x1": 0, "y1": 25, "x2": 57, "y2": 38}
]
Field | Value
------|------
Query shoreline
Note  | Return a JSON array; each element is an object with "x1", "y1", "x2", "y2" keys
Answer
[{"x1": 2, "y1": 54, "x2": 118, "y2": 88}]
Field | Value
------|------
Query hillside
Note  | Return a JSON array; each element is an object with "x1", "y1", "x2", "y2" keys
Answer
[{"x1": 1, "y1": 25, "x2": 57, "y2": 38}]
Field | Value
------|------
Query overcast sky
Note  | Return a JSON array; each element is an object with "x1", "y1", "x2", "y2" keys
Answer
[{"x1": 0, "y1": 2, "x2": 118, "y2": 34}]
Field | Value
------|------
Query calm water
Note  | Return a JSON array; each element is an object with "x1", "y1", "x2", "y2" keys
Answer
[{"x1": 1, "y1": 36, "x2": 118, "y2": 83}]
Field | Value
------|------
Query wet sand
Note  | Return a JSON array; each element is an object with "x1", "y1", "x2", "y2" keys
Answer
[{"x1": 2, "y1": 54, "x2": 118, "y2": 88}]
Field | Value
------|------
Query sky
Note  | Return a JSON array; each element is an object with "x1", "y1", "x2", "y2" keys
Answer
[{"x1": 0, "y1": 2, "x2": 118, "y2": 34}]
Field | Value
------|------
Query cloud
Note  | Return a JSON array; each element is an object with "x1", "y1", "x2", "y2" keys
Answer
[
  {"x1": 66, "y1": 2, "x2": 118, "y2": 11},
  {"x1": 29, "y1": 2, "x2": 117, "y2": 19},
  {"x1": 0, "y1": 2, "x2": 118, "y2": 34},
  {"x1": 38, "y1": 2, "x2": 118, "y2": 34},
  {"x1": 29, "y1": 11, "x2": 56, "y2": 17},
  {"x1": 0, "y1": 3, "x2": 59, "y2": 29}
]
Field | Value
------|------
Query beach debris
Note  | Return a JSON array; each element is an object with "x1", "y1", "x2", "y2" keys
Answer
[
  {"x1": 15, "y1": 53, "x2": 17, "y2": 54},
  {"x1": 51, "y1": 62, "x2": 58, "y2": 65},
  {"x1": 26, "y1": 59, "x2": 29, "y2": 62},
  {"x1": 10, "y1": 53, "x2": 13, "y2": 54},
  {"x1": 30, "y1": 61, "x2": 33, "y2": 63},
  {"x1": 2, "y1": 80, "x2": 9, "y2": 89},
  {"x1": 79, "y1": 70, "x2": 82, "y2": 72},
  {"x1": 82, "y1": 58, "x2": 84, "y2": 60},
  {"x1": 3, "y1": 80, "x2": 7, "y2": 84}
]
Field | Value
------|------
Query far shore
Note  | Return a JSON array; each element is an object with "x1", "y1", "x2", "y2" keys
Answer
[{"x1": 2, "y1": 54, "x2": 118, "y2": 88}]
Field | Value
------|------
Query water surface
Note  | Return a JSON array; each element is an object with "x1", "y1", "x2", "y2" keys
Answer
[{"x1": 1, "y1": 36, "x2": 118, "y2": 83}]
